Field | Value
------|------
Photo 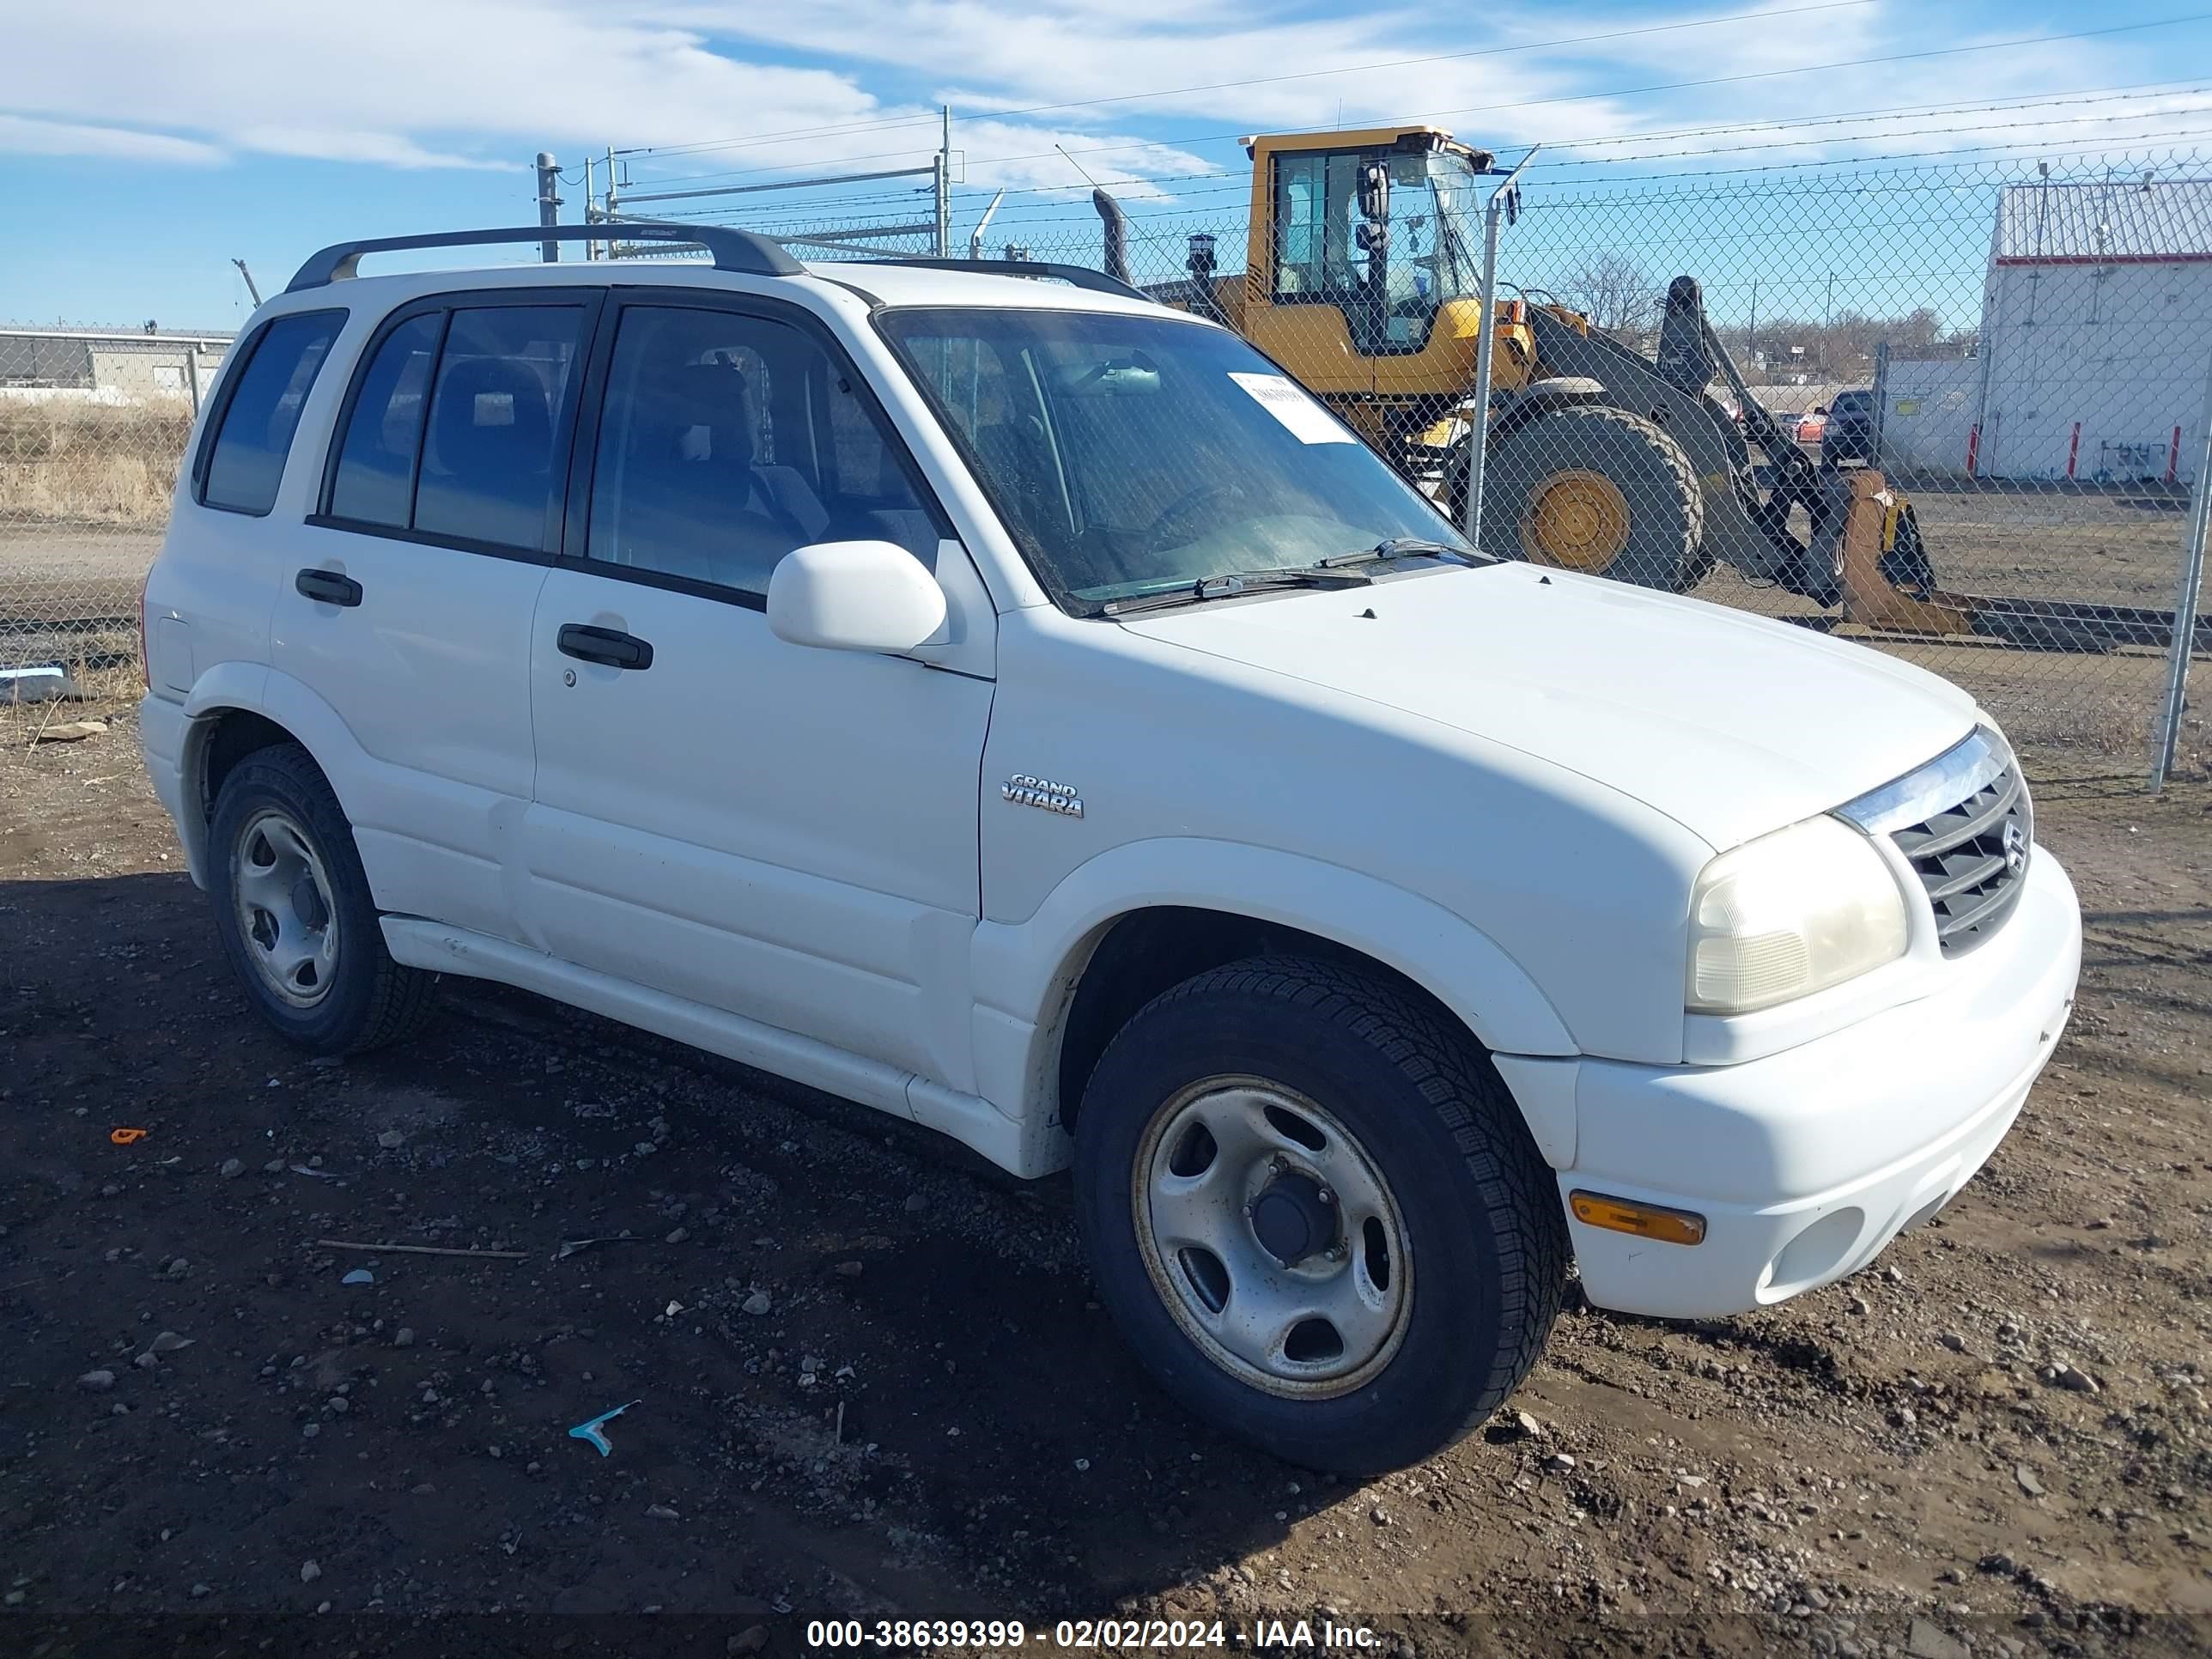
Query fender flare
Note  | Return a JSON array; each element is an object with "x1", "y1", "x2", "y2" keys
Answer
[
  {"x1": 969, "y1": 840, "x2": 1578, "y2": 1156},
  {"x1": 177, "y1": 665, "x2": 376, "y2": 868}
]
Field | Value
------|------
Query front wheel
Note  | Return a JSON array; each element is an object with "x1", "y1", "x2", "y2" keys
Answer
[{"x1": 1073, "y1": 956, "x2": 1567, "y2": 1474}]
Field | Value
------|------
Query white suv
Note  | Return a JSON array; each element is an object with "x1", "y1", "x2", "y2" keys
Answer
[{"x1": 140, "y1": 222, "x2": 2081, "y2": 1474}]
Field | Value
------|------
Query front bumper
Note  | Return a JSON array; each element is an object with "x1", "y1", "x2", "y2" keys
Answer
[{"x1": 1559, "y1": 847, "x2": 2081, "y2": 1318}]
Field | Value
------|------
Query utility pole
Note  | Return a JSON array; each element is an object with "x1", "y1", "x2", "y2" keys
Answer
[
  {"x1": 582, "y1": 155, "x2": 596, "y2": 259},
  {"x1": 535, "y1": 153, "x2": 562, "y2": 262},
  {"x1": 935, "y1": 106, "x2": 952, "y2": 258}
]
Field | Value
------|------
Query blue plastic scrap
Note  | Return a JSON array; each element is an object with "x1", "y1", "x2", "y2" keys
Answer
[{"x1": 568, "y1": 1399, "x2": 641, "y2": 1457}]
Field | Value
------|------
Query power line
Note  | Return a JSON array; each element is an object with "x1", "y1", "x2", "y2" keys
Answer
[{"x1": 619, "y1": 0, "x2": 1881, "y2": 167}]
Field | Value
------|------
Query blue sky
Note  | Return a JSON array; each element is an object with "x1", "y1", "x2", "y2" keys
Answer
[{"x1": 6, "y1": 0, "x2": 2212, "y2": 330}]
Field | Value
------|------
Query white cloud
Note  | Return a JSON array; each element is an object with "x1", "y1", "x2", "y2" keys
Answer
[
  {"x1": 0, "y1": 0, "x2": 2202, "y2": 195},
  {"x1": 0, "y1": 112, "x2": 223, "y2": 165}
]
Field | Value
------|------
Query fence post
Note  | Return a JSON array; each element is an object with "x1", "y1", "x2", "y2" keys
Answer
[
  {"x1": 1463, "y1": 147, "x2": 1538, "y2": 550},
  {"x1": 184, "y1": 344, "x2": 201, "y2": 416},
  {"x1": 2150, "y1": 352, "x2": 2212, "y2": 793},
  {"x1": 1871, "y1": 340, "x2": 1889, "y2": 467}
]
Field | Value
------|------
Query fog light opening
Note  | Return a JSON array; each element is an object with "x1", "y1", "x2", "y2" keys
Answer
[{"x1": 1569, "y1": 1190, "x2": 1707, "y2": 1247}]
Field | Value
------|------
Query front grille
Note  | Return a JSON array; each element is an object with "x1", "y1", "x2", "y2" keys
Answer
[{"x1": 1890, "y1": 759, "x2": 2032, "y2": 957}]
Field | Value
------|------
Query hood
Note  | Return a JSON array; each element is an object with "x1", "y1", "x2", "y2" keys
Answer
[{"x1": 1115, "y1": 561, "x2": 1978, "y2": 850}]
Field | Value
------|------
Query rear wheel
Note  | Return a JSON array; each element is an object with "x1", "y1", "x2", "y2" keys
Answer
[
  {"x1": 207, "y1": 743, "x2": 436, "y2": 1055},
  {"x1": 1073, "y1": 956, "x2": 1567, "y2": 1474},
  {"x1": 1474, "y1": 404, "x2": 1707, "y2": 592}
]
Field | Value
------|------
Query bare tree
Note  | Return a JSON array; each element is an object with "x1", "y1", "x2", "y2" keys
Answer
[{"x1": 1560, "y1": 252, "x2": 1661, "y2": 340}]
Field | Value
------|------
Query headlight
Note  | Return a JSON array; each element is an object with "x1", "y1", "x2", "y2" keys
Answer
[{"x1": 1686, "y1": 816, "x2": 1909, "y2": 1014}]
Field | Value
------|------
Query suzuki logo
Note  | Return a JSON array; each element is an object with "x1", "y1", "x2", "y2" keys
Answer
[{"x1": 2002, "y1": 818, "x2": 2027, "y2": 876}]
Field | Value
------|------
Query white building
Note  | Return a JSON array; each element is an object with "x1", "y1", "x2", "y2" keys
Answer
[
  {"x1": 0, "y1": 326, "x2": 233, "y2": 406},
  {"x1": 1968, "y1": 177, "x2": 2212, "y2": 484}
]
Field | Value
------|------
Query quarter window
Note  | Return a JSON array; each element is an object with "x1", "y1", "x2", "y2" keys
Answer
[
  {"x1": 584, "y1": 306, "x2": 939, "y2": 597},
  {"x1": 199, "y1": 310, "x2": 344, "y2": 515},
  {"x1": 412, "y1": 306, "x2": 586, "y2": 551}
]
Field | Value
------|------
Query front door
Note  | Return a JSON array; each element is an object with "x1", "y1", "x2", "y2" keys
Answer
[{"x1": 522, "y1": 294, "x2": 992, "y2": 1090}]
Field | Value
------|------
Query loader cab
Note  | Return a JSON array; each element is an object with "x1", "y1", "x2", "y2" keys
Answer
[{"x1": 1235, "y1": 127, "x2": 1515, "y2": 436}]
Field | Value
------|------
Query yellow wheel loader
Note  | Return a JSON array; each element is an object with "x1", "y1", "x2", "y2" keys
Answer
[
  {"x1": 1132, "y1": 125, "x2": 1845, "y2": 601},
  {"x1": 1105, "y1": 125, "x2": 2205, "y2": 651}
]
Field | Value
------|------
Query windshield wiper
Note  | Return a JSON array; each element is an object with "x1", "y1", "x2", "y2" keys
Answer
[
  {"x1": 1101, "y1": 566, "x2": 1375, "y2": 617},
  {"x1": 1314, "y1": 536, "x2": 1481, "y2": 568}
]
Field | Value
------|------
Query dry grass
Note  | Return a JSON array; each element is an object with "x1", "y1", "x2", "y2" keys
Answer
[{"x1": 0, "y1": 402, "x2": 191, "y2": 528}]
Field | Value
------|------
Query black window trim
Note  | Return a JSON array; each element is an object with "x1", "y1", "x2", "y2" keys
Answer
[
  {"x1": 555, "y1": 285, "x2": 957, "y2": 611},
  {"x1": 307, "y1": 287, "x2": 607, "y2": 564},
  {"x1": 191, "y1": 307, "x2": 349, "y2": 518}
]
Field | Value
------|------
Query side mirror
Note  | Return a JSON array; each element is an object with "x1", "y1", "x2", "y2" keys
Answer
[
  {"x1": 767, "y1": 540, "x2": 947, "y2": 654},
  {"x1": 1356, "y1": 161, "x2": 1390, "y2": 224}
]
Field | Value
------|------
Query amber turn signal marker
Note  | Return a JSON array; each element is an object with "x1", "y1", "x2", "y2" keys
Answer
[{"x1": 1568, "y1": 1190, "x2": 1706, "y2": 1246}]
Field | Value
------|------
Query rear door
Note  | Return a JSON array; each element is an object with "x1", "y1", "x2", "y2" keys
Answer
[
  {"x1": 521, "y1": 291, "x2": 992, "y2": 1089},
  {"x1": 275, "y1": 291, "x2": 600, "y2": 941}
]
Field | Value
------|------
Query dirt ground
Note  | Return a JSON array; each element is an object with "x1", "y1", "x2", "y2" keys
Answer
[{"x1": 2, "y1": 693, "x2": 2209, "y2": 1659}]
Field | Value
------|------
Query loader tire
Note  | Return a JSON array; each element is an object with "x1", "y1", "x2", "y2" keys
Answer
[{"x1": 1477, "y1": 405, "x2": 1706, "y2": 592}]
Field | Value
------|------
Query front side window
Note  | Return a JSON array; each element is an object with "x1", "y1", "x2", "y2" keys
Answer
[
  {"x1": 585, "y1": 305, "x2": 938, "y2": 597},
  {"x1": 412, "y1": 306, "x2": 586, "y2": 551},
  {"x1": 199, "y1": 310, "x2": 344, "y2": 514},
  {"x1": 879, "y1": 307, "x2": 1475, "y2": 610}
]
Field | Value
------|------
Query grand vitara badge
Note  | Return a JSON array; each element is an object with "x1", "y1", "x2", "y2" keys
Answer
[{"x1": 1003, "y1": 774, "x2": 1084, "y2": 818}]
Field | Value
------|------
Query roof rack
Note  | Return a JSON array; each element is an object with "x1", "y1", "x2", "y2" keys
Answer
[
  {"x1": 860, "y1": 258, "x2": 1150, "y2": 302},
  {"x1": 284, "y1": 222, "x2": 801, "y2": 293}
]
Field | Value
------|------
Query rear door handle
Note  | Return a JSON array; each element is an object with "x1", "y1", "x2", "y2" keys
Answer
[
  {"x1": 295, "y1": 568, "x2": 362, "y2": 607},
  {"x1": 557, "y1": 623, "x2": 654, "y2": 671}
]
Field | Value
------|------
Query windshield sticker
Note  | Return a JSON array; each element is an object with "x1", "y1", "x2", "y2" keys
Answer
[{"x1": 1227, "y1": 373, "x2": 1356, "y2": 445}]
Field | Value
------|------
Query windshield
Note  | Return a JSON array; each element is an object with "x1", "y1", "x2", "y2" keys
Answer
[
  {"x1": 1273, "y1": 148, "x2": 1483, "y2": 338},
  {"x1": 878, "y1": 307, "x2": 1476, "y2": 611}
]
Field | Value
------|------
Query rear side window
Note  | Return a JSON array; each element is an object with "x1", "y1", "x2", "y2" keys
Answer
[
  {"x1": 328, "y1": 313, "x2": 441, "y2": 527},
  {"x1": 199, "y1": 310, "x2": 344, "y2": 514},
  {"x1": 413, "y1": 306, "x2": 586, "y2": 551}
]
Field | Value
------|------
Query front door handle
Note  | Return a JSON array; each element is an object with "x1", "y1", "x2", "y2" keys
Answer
[
  {"x1": 295, "y1": 568, "x2": 362, "y2": 607},
  {"x1": 557, "y1": 623, "x2": 654, "y2": 671}
]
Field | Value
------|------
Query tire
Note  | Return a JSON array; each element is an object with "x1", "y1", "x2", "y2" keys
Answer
[
  {"x1": 1479, "y1": 404, "x2": 1706, "y2": 592},
  {"x1": 206, "y1": 742, "x2": 436, "y2": 1055},
  {"x1": 1073, "y1": 955, "x2": 1567, "y2": 1474}
]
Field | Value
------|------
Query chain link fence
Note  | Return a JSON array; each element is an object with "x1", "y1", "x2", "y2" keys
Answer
[
  {"x1": 5, "y1": 147, "x2": 2207, "y2": 784},
  {"x1": 0, "y1": 328, "x2": 229, "y2": 685}
]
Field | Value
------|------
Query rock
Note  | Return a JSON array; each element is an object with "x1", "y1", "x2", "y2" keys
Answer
[
  {"x1": 741, "y1": 1291, "x2": 772, "y2": 1317},
  {"x1": 1542, "y1": 1451, "x2": 1577, "y2": 1473},
  {"x1": 1978, "y1": 1553, "x2": 2016, "y2": 1575},
  {"x1": 2056, "y1": 1364, "x2": 2100, "y2": 1394},
  {"x1": 1848, "y1": 1296, "x2": 1870, "y2": 1316},
  {"x1": 264, "y1": 1158, "x2": 287, "y2": 1174},
  {"x1": 646, "y1": 1504, "x2": 680, "y2": 1520},
  {"x1": 219, "y1": 1158, "x2": 245, "y2": 1179},
  {"x1": 301, "y1": 1422, "x2": 321, "y2": 1438},
  {"x1": 34, "y1": 719, "x2": 107, "y2": 743},
  {"x1": 903, "y1": 1193, "x2": 928, "y2": 1212},
  {"x1": 633, "y1": 1142, "x2": 658, "y2": 1157},
  {"x1": 1938, "y1": 1332, "x2": 1966, "y2": 1352},
  {"x1": 134, "y1": 1351, "x2": 158, "y2": 1370},
  {"x1": 665, "y1": 1227, "x2": 689, "y2": 1245},
  {"x1": 77, "y1": 1370, "x2": 115, "y2": 1391},
  {"x1": 1370, "y1": 1504, "x2": 1391, "y2": 1526},
  {"x1": 376, "y1": 1130, "x2": 405, "y2": 1150},
  {"x1": 299, "y1": 1560, "x2": 322, "y2": 1584},
  {"x1": 341, "y1": 1268, "x2": 374, "y2": 1285},
  {"x1": 2015, "y1": 1464, "x2": 2045, "y2": 1497},
  {"x1": 834, "y1": 1260, "x2": 864, "y2": 1277},
  {"x1": 1906, "y1": 1617, "x2": 1967, "y2": 1659},
  {"x1": 147, "y1": 1331, "x2": 191, "y2": 1355},
  {"x1": 730, "y1": 1627, "x2": 770, "y2": 1655},
  {"x1": 394, "y1": 1328, "x2": 416, "y2": 1348},
  {"x1": 1510, "y1": 1410, "x2": 1542, "y2": 1437},
  {"x1": 191, "y1": 1583, "x2": 210, "y2": 1598}
]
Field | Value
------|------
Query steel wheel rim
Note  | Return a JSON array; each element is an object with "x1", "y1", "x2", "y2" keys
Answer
[
  {"x1": 1132, "y1": 1076, "x2": 1413, "y2": 1399},
  {"x1": 230, "y1": 808, "x2": 340, "y2": 1009},
  {"x1": 1522, "y1": 469, "x2": 1631, "y2": 570}
]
